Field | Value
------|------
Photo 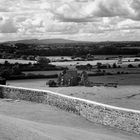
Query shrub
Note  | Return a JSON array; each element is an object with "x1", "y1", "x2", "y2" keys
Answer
[
  {"x1": 128, "y1": 64, "x2": 134, "y2": 68},
  {"x1": 121, "y1": 71, "x2": 124, "y2": 74},
  {"x1": 106, "y1": 72, "x2": 113, "y2": 75},
  {"x1": 86, "y1": 63, "x2": 92, "y2": 69},
  {"x1": 117, "y1": 71, "x2": 120, "y2": 74},
  {"x1": 97, "y1": 69, "x2": 101, "y2": 72},
  {"x1": 108, "y1": 64, "x2": 111, "y2": 68},
  {"x1": 1, "y1": 70, "x2": 11, "y2": 79},
  {"x1": 36, "y1": 56, "x2": 50, "y2": 65},
  {"x1": 125, "y1": 72, "x2": 129, "y2": 74},
  {"x1": 96, "y1": 62, "x2": 102, "y2": 69},
  {"x1": 102, "y1": 70, "x2": 106, "y2": 73},
  {"x1": 112, "y1": 63, "x2": 117, "y2": 68},
  {"x1": 134, "y1": 59, "x2": 140, "y2": 62},
  {"x1": 48, "y1": 80, "x2": 57, "y2": 87}
]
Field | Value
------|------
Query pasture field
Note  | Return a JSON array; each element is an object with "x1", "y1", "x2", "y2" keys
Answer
[
  {"x1": 51, "y1": 57, "x2": 140, "y2": 67},
  {"x1": 0, "y1": 56, "x2": 140, "y2": 67},
  {"x1": 23, "y1": 70, "x2": 62, "y2": 75},
  {"x1": 89, "y1": 73, "x2": 140, "y2": 85},
  {"x1": 0, "y1": 59, "x2": 36, "y2": 64},
  {"x1": 47, "y1": 55, "x2": 135, "y2": 62},
  {"x1": 7, "y1": 74, "x2": 140, "y2": 110}
]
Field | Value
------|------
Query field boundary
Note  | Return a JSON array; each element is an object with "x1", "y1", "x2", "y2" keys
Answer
[{"x1": 0, "y1": 85, "x2": 140, "y2": 135}]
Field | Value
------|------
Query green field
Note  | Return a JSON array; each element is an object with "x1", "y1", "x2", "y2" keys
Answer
[
  {"x1": 0, "y1": 59, "x2": 36, "y2": 64},
  {"x1": 7, "y1": 73, "x2": 140, "y2": 110},
  {"x1": 89, "y1": 73, "x2": 140, "y2": 85}
]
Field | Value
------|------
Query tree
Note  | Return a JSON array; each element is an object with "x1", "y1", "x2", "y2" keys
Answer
[
  {"x1": 96, "y1": 62, "x2": 102, "y2": 69},
  {"x1": 86, "y1": 63, "x2": 92, "y2": 70},
  {"x1": 1, "y1": 69, "x2": 11, "y2": 79},
  {"x1": 4, "y1": 61, "x2": 10, "y2": 66},
  {"x1": 21, "y1": 55, "x2": 27, "y2": 60},
  {"x1": 97, "y1": 69, "x2": 101, "y2": 73},
  {"x1": 37, "y1": 56, "x2": 50, "y2": 65},
  {"x1": 108, "y1": 64, "x2": 111, "y2": 68},
  {"x1": 128, "y1": 64, "x2": 134, "y2": 68},
  {"x1": 112, "y1": 63, "x2": 117, "y2": 68},
  {"x1": 48, "y1": 80, "x2": 57, "y2": 87},
  {"x1": 11, "y1": 65, "x2": 21, "y2": 75}
]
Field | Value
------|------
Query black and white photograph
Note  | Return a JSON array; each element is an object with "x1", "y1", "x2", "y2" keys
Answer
[{"x1": 0, "y1": 0, "x2": 140, "y2": 139}]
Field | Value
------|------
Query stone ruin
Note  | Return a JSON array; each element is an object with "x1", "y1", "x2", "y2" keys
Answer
[
  {"x1": 48, "y1": 69, "x2": 118, "y2": 87},
  {"x1": 57, "y1": 70, "x2": 91, "y2": 87}
]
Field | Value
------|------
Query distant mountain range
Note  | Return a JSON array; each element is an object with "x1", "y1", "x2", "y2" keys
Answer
[
  {"x1": 2, "y1": 38, "x2": 140, "y2": 45},
  {"x1": 3, "y1": 38, "x2": 90, "y2": 44}
]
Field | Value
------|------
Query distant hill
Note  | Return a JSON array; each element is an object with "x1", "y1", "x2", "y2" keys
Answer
[
  {"x1": 1, "y1": 39, "x2": 140, "y2": 45},
  {"x1": 3, "y1": 38, "x2": 89, "y2": 45}
]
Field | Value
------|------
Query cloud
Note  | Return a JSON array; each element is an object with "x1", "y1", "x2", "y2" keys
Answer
[
  {"x1": 0, "y1": 0, "x2": 140, "y2": 41},
  {"x1": 0, "y1": 17, "x2": 18, "y2": 33},
  {"x1": 52, "y1": 0, "x2": 140, "y2": 22}
]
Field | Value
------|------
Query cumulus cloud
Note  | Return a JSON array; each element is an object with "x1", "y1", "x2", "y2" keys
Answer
[
  {"x1": 0, "y1": 0, "x2": 140, "y2": 41},
  {"x1": 0, "y1": 17, "x2": 18, "y2": 33},
  {"x1": 53, "y1": 0, "x2": 140, "y2": 22}
]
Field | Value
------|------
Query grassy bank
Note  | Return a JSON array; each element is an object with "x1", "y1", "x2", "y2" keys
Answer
[{"x1": 0, "y1": 99, "x2": 139, "y2": 140}]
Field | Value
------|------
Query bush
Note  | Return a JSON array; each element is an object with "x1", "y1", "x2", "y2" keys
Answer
[
  {"x1": 102, "y1": 70, "x2": 106, "y2": 73},
  {"x1": 96, "y1": 62, "x2": 102, "y2": 69},
  {"x1": 48, "y1": 80, "x2": 57, "y2": 87},
  {"x1": 108, "y1": 64, "x2": 111, "y2": 68},
  {"x1": 1, "y1": 70, "x2": 11, "y2": 79},
  {"x1": 121, "y1": 71, "x2": 124, "y2": 74},
  {"x1": 128, "y1": 64, "x2": 134, "y2": 68},
  {"x1": 134, "y1": 59, "x2": 140, "y2": 62},
  {"x1": 97, "y1": 69, "x2": 101, "y2": 72},
  {"x1": 106, "y1": 72, "x2": 113, "y2": 75},
  {"x1": 112, "y1": 63, "x2": 117, "y2": 68},
  {"x1": 117, "y1": 71, "x2": 120, "y2": 74},
  {"x1": 125, "y1": 72, "x2": 129, "y2": 74},
  {"x1": 86, "y1": 63, "x2": 92, "y2": 69},
  {"x1": 0, "y1": 77, "x2": 6, "y2": 86},
  {"x1": 36, "y1": 56, "x2": 50, "y2": 65}
]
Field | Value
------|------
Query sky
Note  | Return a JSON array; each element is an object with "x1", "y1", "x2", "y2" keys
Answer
[{"x1": 0, "y1": 0, "x2": 140, "y2": 42}]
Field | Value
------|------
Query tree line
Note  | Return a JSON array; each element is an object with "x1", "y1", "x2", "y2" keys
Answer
[{"x1": 0, "y1": 42, "x2": 140, "y2": 58}]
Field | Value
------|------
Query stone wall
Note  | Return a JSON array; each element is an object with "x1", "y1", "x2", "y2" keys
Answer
[{"x1": 0, "y1": 85, "x2": 140, "y2": 135}]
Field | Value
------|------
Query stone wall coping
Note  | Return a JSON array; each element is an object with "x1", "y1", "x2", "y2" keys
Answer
[{"x1": 0, "y1": 85, "x2": 140, "y2": 114}]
